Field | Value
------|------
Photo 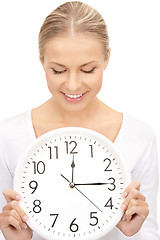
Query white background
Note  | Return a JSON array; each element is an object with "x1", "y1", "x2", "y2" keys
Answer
[{"x1": 0, "y1": 0, "x2": 159, "y2": 233}]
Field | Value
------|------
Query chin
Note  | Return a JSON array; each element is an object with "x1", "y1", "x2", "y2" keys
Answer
[{"x1": 51, "y1": 91, "x2": 96, "y2": 111}]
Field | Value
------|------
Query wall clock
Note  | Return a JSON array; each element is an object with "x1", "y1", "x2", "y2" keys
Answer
[{"x1": 13, "y1": 127, "x2": 131, "y2": 240}]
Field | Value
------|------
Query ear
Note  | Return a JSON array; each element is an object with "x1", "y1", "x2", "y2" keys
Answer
[{"x1": 104, "y1": 48, "x2": 111, "y2": 70}]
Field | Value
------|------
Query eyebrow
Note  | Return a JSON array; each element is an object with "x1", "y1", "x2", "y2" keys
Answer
[{"x1": 50, "y1": 61, "x2": 96, "y2": 67}]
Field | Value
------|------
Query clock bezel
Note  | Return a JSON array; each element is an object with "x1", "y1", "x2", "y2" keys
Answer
[{"x1": 13, "y1": 127, "x2": 131, "y2": 240}]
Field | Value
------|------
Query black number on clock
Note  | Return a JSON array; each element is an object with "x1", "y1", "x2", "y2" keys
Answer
[
  {"x1": 50, "y1": 214, "x2": 59, "y2": 228},
  {"x1": 48, "y1": 146, "x2": 58, "y2": 159},
  {"x1": 103, "y1": 158, "x2": 112, "y2": 171},
  {"x1": 89, "y1": 145, "x2": 93, "y2": 157},
  {"x1": 90, "y1": 212, "x2": 98, "y2": 226},
  {"x1": 33, "y1": 199, "x2": 42, "y2": 213},
  {"x1": 70, "y1": 218, "x2": 79, "y2": 232},
  {"x1": 29, "y1": 180, "x2": 38, "y2": 194},
  {"x1": 32, "y1": 161, "x2": 45, "y2": 174},
  {"x1": 108, "y1": 177, "x2": 116, "y2": 191},
  {"x1": 65, "y1": 141, "x2": 78, "y2": 154},
  {"x1": 104, "y1": 197, "x2": 113, "y2": 209}
]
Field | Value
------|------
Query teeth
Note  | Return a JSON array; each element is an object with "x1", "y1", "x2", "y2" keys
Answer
[{"x1": 65, "y1": 93, "x2": 83, "y2": 98}]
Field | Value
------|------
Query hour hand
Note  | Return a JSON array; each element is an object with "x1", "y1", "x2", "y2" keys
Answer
[{"x1": 71, "y1": 154, "x2": 75, "y2": 183}]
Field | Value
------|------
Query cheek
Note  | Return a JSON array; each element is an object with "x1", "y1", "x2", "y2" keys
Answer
[
  {"x1": 45, "y1": 70, "x2": 104, "y2": 95},
  {"x1": 91, "y1": 72, "x2": 103, "y2": 93},
  {"x1": 45, "y1": 72, "x2": 60, "y2": 91}
]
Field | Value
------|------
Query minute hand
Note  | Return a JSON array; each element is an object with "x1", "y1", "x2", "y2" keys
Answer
[{"x1": 74, "y1": 182, "x2": 110, "y2": 186}]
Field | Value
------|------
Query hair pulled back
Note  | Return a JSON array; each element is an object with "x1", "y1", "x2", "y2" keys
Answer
[{"x1": 38, "y1": 1, "x2": 109, "y2": 63}]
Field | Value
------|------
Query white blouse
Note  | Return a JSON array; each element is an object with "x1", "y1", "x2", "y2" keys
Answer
[{"x1": 0, "y1": 110, "x2": 159, "y2": 239}]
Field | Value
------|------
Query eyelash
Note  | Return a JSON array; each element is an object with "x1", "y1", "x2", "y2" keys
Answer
[{"x1": 51, "y1": 67, "x2": 96, "y2": 75}]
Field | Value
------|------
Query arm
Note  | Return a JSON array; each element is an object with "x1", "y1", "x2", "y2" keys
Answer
[
  {"x1": 0, "y1": 144, "x2": 32, "y2": 240},
  {"x1": 116, "y1": 132, "x2": 160, "y2": 239},
  {"x1": 0, "y1": 145, "x2": 12, "y2": 240}
]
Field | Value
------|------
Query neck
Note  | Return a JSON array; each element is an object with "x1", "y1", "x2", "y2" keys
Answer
[{"x1": 42, "y1": 97, "x2": 104, "y2": 126}]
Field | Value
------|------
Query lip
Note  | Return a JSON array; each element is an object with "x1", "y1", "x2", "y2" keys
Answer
[
  {"x1": 61, "y1": 91, "x2": 88, "y2": 103},
  {"x1": 61, "y1": 91, "x2": 87, "y2": 96}
]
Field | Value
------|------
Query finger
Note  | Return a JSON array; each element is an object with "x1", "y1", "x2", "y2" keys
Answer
[
  {"x1": 8, "y1": 210, "x2": 28, "y2": 229},
  {"x1": 3, "y1": 189, "x2": 22, "y2": 203},
  {"x1": 122, "y1": 180, "x2": 141, "y2": 198},
  {"x1": 8, "y1": 215, "x2": 22, "y2": 231},
  {"x1": 0, "y1": 213, "x2": 22, "y2": 231},
  {"x1": 123, "y1": 205, "x2": 149, "y2": 221},
  {"x1": 128, "y1": 199, "x2": 148, "y2": 210},
  {"x1": 0, "y1": 209, "x2": 28, "y2": 230},
  {"x1": 1, "y1": 209, "x2": 28, "y2": 232},
  {"x1": 121, "y1": 189, "x2": 145, "y2": 211},
  {"x1": 2, "y1": 200, "x2": 29, "y2": 223}
]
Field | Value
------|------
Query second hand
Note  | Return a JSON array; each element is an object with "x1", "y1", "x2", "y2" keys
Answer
[{"x1": 60, "y1": 174, "x2": 103, "y2": 213}]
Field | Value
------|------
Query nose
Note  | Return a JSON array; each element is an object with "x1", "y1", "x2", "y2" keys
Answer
[{"x1": 65, "y1": 72, "x2": 82, "y2": 92}]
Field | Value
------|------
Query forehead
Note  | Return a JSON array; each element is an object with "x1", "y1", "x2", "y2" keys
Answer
[{"x1": 43, "y1": 35, "x2": 104, "y2": 64}]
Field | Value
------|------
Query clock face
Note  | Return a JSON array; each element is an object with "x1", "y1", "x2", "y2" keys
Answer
[{"x1": 13, "y1": 127, "x2": 131, "y2": 240}]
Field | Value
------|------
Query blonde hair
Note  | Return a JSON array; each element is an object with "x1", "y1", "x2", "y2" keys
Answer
[{"x1": 38, "y1": 1, "x2": 110, "y2": 63}]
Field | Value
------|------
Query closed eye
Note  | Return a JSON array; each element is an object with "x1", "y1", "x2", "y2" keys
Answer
[
  {"x1": 82, "y1": 67, "x2": 96, "y2": 74},
  {"x1": 51, "y1": 67, "x2": 96, "y2": 75},
  {"x1": 52, "y1": 69, "x2": 66, "y2": 75}
]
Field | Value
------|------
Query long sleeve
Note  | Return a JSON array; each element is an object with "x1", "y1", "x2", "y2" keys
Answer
[
  {"x1": 0, "y1": 111, "x2": 160, "y2": 240},
  {"x1": 116, "y1": 132, "x2": 160, "y2": 239},
  {"x1": 0, "y1": 145, "x2": 13, "y2": 240},
  {"x1": 0, "y1": 110, "x2": 45, "y2": 240}
]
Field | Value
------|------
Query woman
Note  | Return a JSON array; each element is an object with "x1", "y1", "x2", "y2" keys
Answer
[{"x1": 0, "y1": 1, "x2": 159, "y2": 240}]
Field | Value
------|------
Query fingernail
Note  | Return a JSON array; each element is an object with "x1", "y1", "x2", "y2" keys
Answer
[
  {"x1": 121, "y1": 204, "x2": 127, "y2": 211},
  {"x1": 21, "y1": 222, "x2": 27, "y2": 229},
  {"x1": 122, "y1": 214, "x2": 127, "y2": 221},
  {"x1": 122, "y1": 192, "x2": 127, "y2": 198},
  {"x1": 23, "y1": 215, "x2": 29, "y2": 222},
  {"x1": 16, "y1": 195, "x2": 22, "y2": 201}
]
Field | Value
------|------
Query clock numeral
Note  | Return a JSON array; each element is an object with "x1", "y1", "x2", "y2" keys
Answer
[
  {"x1": 33, "y1": 199, "x2": 42, "y2": 213},
  {"x1": 89, "y1": 145, "x2": 93, "y2": 158},
  {"x1": 48, "y1": 146, "x2": 58, "y2": 159},
  {"x1": 29, "y1": 180, "x2": 38, "y2": 194},
  {"x1": 104, "y1": 158, "x2": 112, "y2": 171},
  {"x1": 32, "y1": 161, "x2": 45, "y2": 174},
  {"x1": 50, "y1": 214, "x2": 59, "y2": 228},
  {"x1": 90, "y1": 212, "x2": 98, "y2": 226},
  {"x1": 70, "y1": 218, "x2": 79, "y2": 232},
  {"x1": 65, "y1": 141, "x2": 78, "y2": 154},
  {"x1": 104, "y1": 197, "x2": 113, "y2": 209},
  {"x1": 108, "y1": 177, "x2": 116, "y2": 191}
]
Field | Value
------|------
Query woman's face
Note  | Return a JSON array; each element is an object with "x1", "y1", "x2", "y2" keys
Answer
[{"x1": 42, "y1": 34, "x2": 110, "y2": 112}]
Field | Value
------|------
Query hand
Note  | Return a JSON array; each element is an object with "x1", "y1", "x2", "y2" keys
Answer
[
  {"x1": 116, "y1": 180, "x2": 149, "y2": 237},
  {"x1": 61, "y1": 174, "x2": 103, "y2": 213},
  {"x1": 0, "y1": 188, "x2": 33, "y2": 240}
]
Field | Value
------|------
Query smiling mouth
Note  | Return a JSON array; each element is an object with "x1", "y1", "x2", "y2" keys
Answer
[{"x1": 61, "y1": 91, "x2": 87, "y2": 99}]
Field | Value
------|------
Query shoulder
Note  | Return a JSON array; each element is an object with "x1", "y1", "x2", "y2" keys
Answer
[
  {"x1": 123, "y1": 113, "x2": 156, "y2": 147},
  {"x1": 118, "y1": 113, "x2": 157, "y2": 172},
  {"x1": 0, "y1": 110, "x2": 31, "y2": 144}
]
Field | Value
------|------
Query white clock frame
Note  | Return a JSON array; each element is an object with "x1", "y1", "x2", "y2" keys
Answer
[{"x1": 13, "y1": 127, "x2": 131, "y2": 240}]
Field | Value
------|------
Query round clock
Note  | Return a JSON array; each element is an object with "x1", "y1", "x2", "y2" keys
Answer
[{"x1": 13, "y1": 127, "x2": 131, "y2": 240}]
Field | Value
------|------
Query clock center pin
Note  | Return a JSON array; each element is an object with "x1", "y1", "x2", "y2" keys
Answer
[{"x1": 69, "y1": 182, "x2": 75, "y2": 188}]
